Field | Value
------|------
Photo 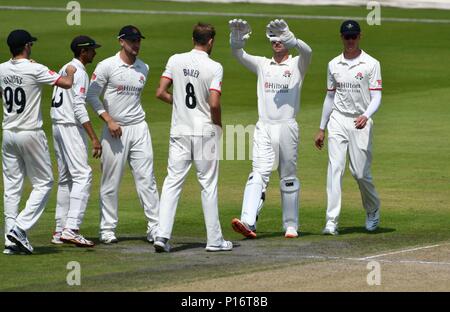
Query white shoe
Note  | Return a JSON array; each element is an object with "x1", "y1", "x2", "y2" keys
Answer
[
  {"x1": 285, "y1": 226, "x2": 298, "y2": 238},
  {"x1": 100, "y1": 232, "x2": 118, "y2": 244},
  {"x1": 61, "y1": 228, "x2": 95, "y2": 247},
  {"x1": 322, "y1": 224, "x2": 338, "y2": 235},
  {"x1": 3, "y1": 245, "x2": 21, "y2": 255},
  {"x1": 7, "y1": 227, "x2": 33, "y2": 254},
  {"x1": 366, "y1": 208, "x2": 380, "y2": 232},
  {"x1": 205, "y1": 240, "x2": 233, "y2": 252},
  {"x1": 146, "y1": 228, "x2": 157, "y2": 244},
  {"x1": 51, "y1": 231, "x2": 63, "y2": 245},
  {"x1": 154, "y1": 237, "x2": 171, "y2": 253}
]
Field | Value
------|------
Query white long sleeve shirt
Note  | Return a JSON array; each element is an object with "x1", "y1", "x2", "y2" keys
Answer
[
  {"x1": 50, "y1": 58, "x2": 90, "y2": 125},
  {"x1": 232, "y1": 39, "x2": 312, "y2": 122},
  {"x1": 161, "y1": 49, "x2": 223, "y2": 136},
  {"x1": 327, "y1": 50, "x2": 382, "y2": 117},
  {"x1": 86, "y1": 52, "x2": 148, "y2": 126},
  {"x1": 0, "y1": 58, "x2": 61, "y2": 130}
]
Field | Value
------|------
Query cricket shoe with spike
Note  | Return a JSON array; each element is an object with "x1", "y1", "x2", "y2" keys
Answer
[
  {"x1": 51, "y1": 231, "x2": 64, "y2": 245},
  {"x1": 205, "y1": 240, "x2": 233, "y2": 252},
  {"x1": 7, "y1": 226, "x2": 33, "y2": 254},
  {"x1": 231, "y1": 218, "x2": 256, "y2": 239},
  {"x1": 154, "y1": 237, "x2": 171, "y2": 253},
  {"x1": 285, "y1": 226, "x2": 298, "y2": 238},
  {"x1": 61, "y1": 228, "x2": 95, "y2": 247}
]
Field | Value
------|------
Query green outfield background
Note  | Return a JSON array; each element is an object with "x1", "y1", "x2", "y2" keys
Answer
[{"x1": 0, "y1": 0, "x2": 449, "y2": 291}]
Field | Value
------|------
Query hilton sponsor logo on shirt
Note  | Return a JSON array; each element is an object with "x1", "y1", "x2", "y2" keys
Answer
[
  {"x1": 264, "y1": 81, "x2": 289, "y2": 94},
  {"x1": 116, "y1": 85, "x2": 143, "y2": 95},
  {"x1": 336, "y1": 81, "x2": 362, "y2": 93}
]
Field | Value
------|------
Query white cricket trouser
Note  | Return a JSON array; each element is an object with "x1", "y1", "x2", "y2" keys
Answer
[
  {"x1": 99, "y1": 121, "x2": 159, "y2": 236},
  {"x1": 326, "y1": 111, "x2": 380, "y2": 226},
  {"x1": 241, "y1": 119, "x2": 299, "y2": 230},
  {"x1": 157, "y1": 134, "x2": 224, "y2": 247},
  {"x1": 53, "y1": 124, "x2": 92, "y2": 231},
  {"x1": 2, "y1": 129, "x2": 53, "y2": 246}
]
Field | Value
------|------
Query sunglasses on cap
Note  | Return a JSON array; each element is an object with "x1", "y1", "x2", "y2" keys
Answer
[{"x1": 343, "y1": 34, "x2": 358, "y2": 40}]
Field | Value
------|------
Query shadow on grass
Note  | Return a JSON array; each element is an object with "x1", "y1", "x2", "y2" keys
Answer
[
  {"x1": 237, "y1": 231, "x2": 314, "y2": 239},
  {"x1": 32, "y1": 246, "x2": 63, "y2": 255},
  {"x1": 171, "y1": 242, "x2": 206, "y2": 252},
  {"x1": 338, "y1": 227, "x2": 396, "y2": 235}
]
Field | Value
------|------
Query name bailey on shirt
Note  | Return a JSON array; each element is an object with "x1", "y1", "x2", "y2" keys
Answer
[
  {"x1": 3, "y1": 75, "x2": 23, "y2": 86},
  {"x1": 264, "y1": 81, "x2": 289, "y2": 94}
]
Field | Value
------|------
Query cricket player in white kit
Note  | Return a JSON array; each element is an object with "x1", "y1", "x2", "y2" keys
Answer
[
  {"x1": 314, "y1": 20, "x2": 382, "y2": 235},
  {"x1": 50, "y1": 36, "x2": 102, "y2": 247},
  {"x1": 154, "y1": 23, "x2": 232, "y2": 253},
  {"x1": 87, "y1": 25, "x2": 159, "y2": 244},
  {"x1": 229, "y1": 19, "x2": 312, "y2": 239},
  {"x1": 1, "y1": 29, "x2": 76, "y2": 255}
]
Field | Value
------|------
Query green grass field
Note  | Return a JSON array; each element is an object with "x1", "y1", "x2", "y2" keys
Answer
[{"x1": 0, "y1": 0, "x2": 449, "y2": 291}]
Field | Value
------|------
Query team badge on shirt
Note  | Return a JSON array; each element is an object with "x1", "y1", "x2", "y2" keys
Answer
[
  {"x1": 91, "y1": 73, "x2": 97, "y2": 81},
  {"x1": 283, "y1": 70, "x2": 292, "y2": 78},
  {"x1": 355, "y1": 72, "x2": 364, "y2": 80},
  {"x1": 139, "y1": 75, "x2": 145, "y2": 84}
]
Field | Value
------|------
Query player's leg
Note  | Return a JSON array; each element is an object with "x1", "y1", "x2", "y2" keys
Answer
[
  {"x1": 2, "y1": 131, "x2": 25, "y2": 254},
  {"x1": 193, "y1": 134, "x2": 232, "y2": 251},
  {"x1": 59, "y1": 125, "x2": 94, "y2": 246},
  {"x1": 52, "y1": 124, "x2": 71, "y2": 244},
  {"x1": 128, "y1": 122, "x2": 159, "y2": 242},
  {"x1": 348, "y1": 119, "x2": 380, "y2": 231},
  {"x1": 155, "y1": 136, "x2": 191, "y2": 252},
  {"x1": 8, "y1": 131, "x2": 54, "y2": 254},
  {"x1": 324, "y1": 113, "x2": 349, "y2": 234},
  {"x1": 233, "y1": 122, "x2": 273, "y2": 238},
  {"x1": 278, "y1": 120, "x2": 300, "y2": 238},
  {"x1": 99, "y1": 125, "x2": 128, "y2": 243}
]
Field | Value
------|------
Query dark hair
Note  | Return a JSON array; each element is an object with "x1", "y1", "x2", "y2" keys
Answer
[
  {"x1": 73, "y1": 47, "x2": 86, "y2": 58},
  {"x1": 192, "y1": 23, "x2": 215, "y2": 45},
  {"x1": 10, "y1": 45, "x2": 25, "y2": 57}
]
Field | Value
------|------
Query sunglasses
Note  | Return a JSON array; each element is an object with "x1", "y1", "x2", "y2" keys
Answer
[{"x1": 343, "y1": 34, "x2": 358, "y2": 40}]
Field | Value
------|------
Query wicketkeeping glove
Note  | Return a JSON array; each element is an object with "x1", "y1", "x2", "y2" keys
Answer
[
  {"x1": 266, "y1": 19, "x2": 297, "y2": 48},
  {"x1": 229, "y1": 19, "x2": 252, "y2": 49}
]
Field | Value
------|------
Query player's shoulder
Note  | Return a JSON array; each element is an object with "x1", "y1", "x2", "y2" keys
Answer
[
  {"x1": 329, "y1": 54, "x2": 342, "y2": 66},
  {"x1": 134, "y1": 58, "x2": 149, "y2": 71},
  {"x1": 95, "y1": 55, "x2": 117, "y2": 69},
  {"x1": 206, "y1": 57, "x2": 222, "y2": 71},
  {"x1": 361, "y1": 51, "x2": 380, "y2": 65}
]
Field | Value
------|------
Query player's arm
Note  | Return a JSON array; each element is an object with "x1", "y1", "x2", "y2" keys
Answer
[
  {"x1": 267, "y1": 19, "x2": 312, "y2": 78},
  {"x1": 73, "y1": 78, "x2": 102, "y2": 158},
  {"x1": 314, "y1": 90, "x2": 335, "y2": 150},
  {"x1": 355, "y1": 61, "x2": 383, "y2": 129},
  {"x1": 155, "y1": 76, "x2": 173, "y2": 105},
  {"x1": 229, "y1": 19, "x2": 260, "y2": 74},
  {"x1": 55, "y1": 65, "x2": 77, "y2": 89},
  {"x1": 209, "y1": 90, "x2": 222, "y2": 128},
  {"x1": 209, "y1": 65, "x2": 223, "y2": 128},
  {"x1": 86, "y1": 63, "x2": 122, "y2": 138},
  {"x1": 315, "y1": 63, "x2": 336, "y2": 150}
]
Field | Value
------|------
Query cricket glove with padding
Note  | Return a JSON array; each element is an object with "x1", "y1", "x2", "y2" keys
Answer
[
  {"x1": 229, "y1": 18, "x2": 252, "y2": 49},
  {"x1": 266, "y1": 19, "x2": 297, "y2": 48}
]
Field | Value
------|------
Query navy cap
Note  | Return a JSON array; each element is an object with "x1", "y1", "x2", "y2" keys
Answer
[
  {"x1": 117, "y1": 25, "x2": 145, "y2": 40},
  {"x1": 70, "y1": 35, "x2": 101, "y2": 53},
  {"x1": 7, "y1": 29, "x2": 37, "y2": 49},
  {"x1": 340, "y1": 20, "x2": 361, "y2": 35}
]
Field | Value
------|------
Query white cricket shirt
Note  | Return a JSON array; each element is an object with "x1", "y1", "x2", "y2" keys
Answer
[
  {"x1": 87, "y1": 52, "x2": 148, "y2": 126},
  {"x1": 232, "y1": 39, "x2": 312, "y2": 122},
  {"x1": 51, "y1": 58, "x2": 90, "y2": 125},
  {"x1": 162, "y1": 49, "x2": 223, "y2": 136},
  {"x1": 0, "y1": 58, "x2": 61, "y2": 130},
  {"x1": 327, "y1": 50, "x2": 382, "y2": 116}
]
